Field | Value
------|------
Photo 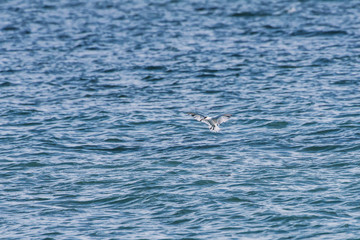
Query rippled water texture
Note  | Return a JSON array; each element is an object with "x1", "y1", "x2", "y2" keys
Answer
[{"x1": 1, "y1": 0, "x2": 360, "y2": 239}]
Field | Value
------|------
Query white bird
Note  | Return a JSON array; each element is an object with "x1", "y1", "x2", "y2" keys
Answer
[{"x1": 187, "y1": 112, "x2": 231, "y2": 132}]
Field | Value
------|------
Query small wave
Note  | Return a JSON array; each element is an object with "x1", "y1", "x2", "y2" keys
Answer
[
  {"x1": 305, "y1": 128, "x2": 340, "y2": 136},
  {"x1": 332, "y1": 80, "x2": 359, "y2": 85},
  {"x1": 144, "y1": 65, "x2": 167, "y2": 71},
  {"x1": 301, "y1": 145, "x2": 340, "y2": 152},
  {"x1": 196, "y1": 73, "x2": 217, "y2": 78},
  {"x1": 291, "y1": 30, "x2": 347, "y2": 37},
  {"x1": 229, "y1": 11, "x2": 272, "y2": 18},
  {"x1": 142, "y1": 75, "x2": 164, "y2": 82},
  {"x1": 192, "y1": 179, "x2": 219, "y2": 186},
  {"x1": 0, "y1": 81, "x2": 15, "y2": 87},
  {"x1": 104, "y1": 138, "x2": 124, "y2": 143},
  {"x1": 263, "y1": 121, "x2": 289, "y2": 129},
  {"x1": 4, "y1": 161, "x2": 47, "y2": 170},
  {"x1": 336, "y1": 145, "x2": 360, "y2": 153},
  {"x1": 311, "y1": 57, "x2": 333, "y2": 66},
  {"x1": 107, "y1": 145, "x2": 142, "y2": 152},
  {"x1": 2, "y1": 25, "x2": 19, "y2": 31}
]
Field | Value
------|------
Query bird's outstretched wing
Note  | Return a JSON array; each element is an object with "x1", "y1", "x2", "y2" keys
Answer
[
  {"x1": 187, "y1": 112, "x2": 206, "y2": 122},
  {"x1": 187, "y1": 112, "x2": 212, "y2": 127},
  {"x1": 215, "y1": 114, "x2": 231, "y2": 125}
]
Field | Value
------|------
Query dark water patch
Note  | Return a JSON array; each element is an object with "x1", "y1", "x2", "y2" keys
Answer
[
  {"x1": 194, "y1": 6, "x2": 219, "y2": 13},
  {"x1": 332, "y1": 80, "x2": 359, "y2": 85},
  {"x1": 0, "y1": 81, "x2": 15, "y2": 87},
  {"x1": 144, "y1": 65, "x2": 167, "y2": 71},
  {"x1": 199, "y1": 68, "x2": 220, "y2": 73},
  {"x1": 196, "y1": 73, "x2": 217, "y2": 78},
  {"x1": 100, "y1": 145, "x2": 142, "y2": 153},
  {"x1": 104, "y1": 138, "x2": 124, "y2": 143},
  {"x1": 2, "y1": 25, "x2": 18, "y2": 31},
  {"x1": 308, "y1": 187, "x2": 329, "y2": 193},
  {"x1": 301, "y1": 145, "x2": 341, "y2": 153},
  {"x1": 224, "y1": 197, "x2": 252, "y2": 203},
  {"x1": 142, "y1": 75, "x2": 164, "y2": 82},
  {"x1": 42, "y1": 232, "x2": 62, "y2": 238},
  {"x1": 318, "y1": 160, "x2": 354, "y2": 169},
  {"x1": 4, "y1": 161, "x2": 47, "y2": 170},
  {"x1": 0, "y1": 68, "x2": 22, "y2": 74},
  {"x1": 162, "y1": 160, "x2": 182, "y2": 167},
  {"x1": 204, "y1": 90, "x2": 222, "y2": 94},
  {"x1": 18, "y1": 122, "x2": 43, "y2": 127},
  {"x1": 306, "y1": 128, "x2": 341, "y2": 136},
  {"x1": 277, "y1": 65, "x2": 301, "y2": 69},
  {"x1": 311, "y1": 57, "x2": 333, "y2": 66},
  {"x1": 229, "y1": 11, "x2": 272, "y2": 18},
  {"x1": 338, "y1": 120, "x2": 360, "y2": 127},
  {"x1": 130, "y1": 120, "x2": 164, "y2": 126},
  {"x1": 42, "y1": 4, "x2": 57, "y2": 10},
  {"x1": 337, "y1": 145, "x2": 360, "y2": 152},
  {"x1": 3, "y1": 109, "x2": 40, "y2": 116},
  {"x1": 291, "y1": 30, "x2": 348, "y2": 37},
  {"x1": 192, "y1": 179, "x2": 219, "y2": 186},
  {"x1": 93, "y1": 67, "x2": 121, "y2": 73},
  {"x1": 263, "y1": 121, "x2": 289, "y2": 129},
  {"x1": 302, "y1": 121, "x2": 319, "y2": 127},
  {"x1": 110, "y1": 196, "x2": 140, "y2": 206}
]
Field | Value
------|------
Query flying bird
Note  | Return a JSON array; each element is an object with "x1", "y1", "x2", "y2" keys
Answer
[{"x1": 187, "y1": 112, "x2": 231, "y2": 132}]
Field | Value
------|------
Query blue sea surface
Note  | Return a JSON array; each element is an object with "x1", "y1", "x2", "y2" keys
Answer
[{"x1": 1, "y1": 0, "x2": 360, "y2": 239}]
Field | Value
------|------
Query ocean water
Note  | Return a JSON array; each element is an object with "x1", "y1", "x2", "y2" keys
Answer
[{"x1": 1, "y1": 0, "x2": 360, "y2": 239}]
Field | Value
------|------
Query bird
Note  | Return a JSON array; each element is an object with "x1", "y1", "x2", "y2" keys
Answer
[{"x1": 187, "y1": 112, "x2": 231, "y2": 132}]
